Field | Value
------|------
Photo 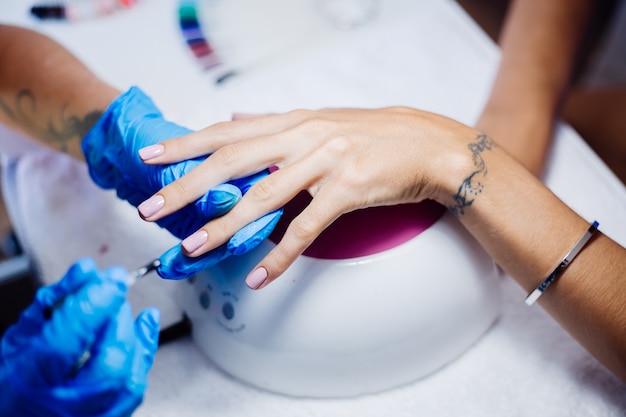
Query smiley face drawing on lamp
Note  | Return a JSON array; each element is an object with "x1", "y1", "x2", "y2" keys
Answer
[{"x1": 178, "y1": 192, "x2": 502, "y2": 398}]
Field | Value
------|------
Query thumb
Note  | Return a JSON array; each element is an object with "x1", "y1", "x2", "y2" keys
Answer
[
  {"x1": 135, "y1": 308, "x2": 160, "y2": 356},
  {"x1": 127, "y1": 308, "x2": 160, "y2": 389}
]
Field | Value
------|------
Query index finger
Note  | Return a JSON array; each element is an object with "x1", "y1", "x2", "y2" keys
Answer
[
  {"x1": 137, "y1": 129, "x2": 295, "y2": 223},
  {"x1": 41, "y1": 269, "x2": 128, "y2": 380},
  {"x1": 138, "y1": 109, "x2": 314, "y2": 164}
]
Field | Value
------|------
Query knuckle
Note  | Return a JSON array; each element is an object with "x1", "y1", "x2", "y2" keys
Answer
[
  {"x1": 211, "y1": 143, "x2": 241, "y2": 167},
  {"x1": 209, "y1": 120, "x2": 235, "y2": 138},
  {"x1": 289, "y1": 216, "x2": 318, "y2": 242},
  {"x1": 288, "y1": 108, "x2": 315, "y2": 121},
  {"x1": 338, "y1": 161, "x2": 368, "y2": 189},
  {"x1": 248, "y1": 177, "x2": 276, "y2": 202},
  {"x1": 212, "y1": 218, "x2": 234, "y2": 241},
  {"x1": 168, "y1": 177, "x2": 192, "y2": 197},
  {"x1": 322, "y1": 135, "x2": 351, "y2": 157},
  {"x1": 268, "y1": 246, "x2": 297, "y2": 274},
  {"x1": 296, "y1": 115, "x2": 333, "y2": 136}
]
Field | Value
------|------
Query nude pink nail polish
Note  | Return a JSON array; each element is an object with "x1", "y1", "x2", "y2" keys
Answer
[
  {"x1": 182, "y1": 230, "x2": 208, "y2": 253},
  {"x1": 138, "y1": 144, "x2": 164, "y2": 161},
  {"x1": 246, "y1": 267, "x2": 268, "y2": 290},
  {"x1": 138, "y1": 195, "x2": 165, "y2": 218}
]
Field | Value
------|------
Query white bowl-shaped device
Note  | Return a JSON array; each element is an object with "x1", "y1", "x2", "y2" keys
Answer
[{"x1": 177, "y1": 194, "x2": 501, "y2": 398}]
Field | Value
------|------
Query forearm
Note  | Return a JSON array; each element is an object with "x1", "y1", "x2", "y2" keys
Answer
[
  {"x1": 478, "y1": 0, "x2": 594, "y2": 175},
  {"x1": 436, "y1": 136, "x2": 626, "y2": 381},
  {"x1": 0, "y1": 25, "x2": 120, "y2": 160}
]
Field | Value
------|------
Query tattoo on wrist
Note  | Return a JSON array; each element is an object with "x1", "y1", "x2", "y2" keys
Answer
[
  {"x1": 0, "y1": 89, "x2": 102, "y2": 152},
  {"x1": 447, "y1": 134, "x2": 496, "y2": 216}
]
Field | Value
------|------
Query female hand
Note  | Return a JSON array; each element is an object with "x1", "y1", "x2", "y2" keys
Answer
[{"x1": 136, "y1": 107, "x2": 479, "y2": 289}]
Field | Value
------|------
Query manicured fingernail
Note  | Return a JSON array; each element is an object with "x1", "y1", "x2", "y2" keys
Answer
[
  {"x1": 245, "y1": 267, "x2": 268, "y2": 290},
  {"x1": 138, "y1": 195, "x2": 165, "y2": 218},
  {"x1": 138, "y1": 144, "x2": 165, "y2": 161},
  {"x1": 182, "y1": 230, "x2": 208, "y2": 253}
]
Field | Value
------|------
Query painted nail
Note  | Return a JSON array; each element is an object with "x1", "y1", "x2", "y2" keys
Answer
[
  {"x1": 138, "y1": 195, "x2": 165, "y2": 218},
  {"x1": 138, "y1": 144, "x2": 165, "y2": 161},
  {"x1": 245, "y1": 267, "x2": 268, "y2": 290},
  {"x1": 182, "y1": 230, "x2": 208, "y2": 253}
]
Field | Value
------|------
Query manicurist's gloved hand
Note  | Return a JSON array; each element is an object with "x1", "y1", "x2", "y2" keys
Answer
[
  {"x1": 82, "y1": 86, "x2": 240, "y2": 239},
  {"x1": 0, "y1": 257, "x2": 159, "y2": 417},
  {"x1": 82, "y1": 87, "x2": 282, "y2": 279}
]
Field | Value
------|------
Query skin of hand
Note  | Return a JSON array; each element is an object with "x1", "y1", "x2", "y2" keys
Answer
[
  {"x1": 136, "y1": 107, "x2": 466, "y2": 284},
  {"x1": 136, "y1": 106, "x2": 626, "y2": 382},
  {"x1": 0, "y1": 24, "x2": 120, "y2": 158},
  {"x1": 475, "y1": 0, "x2": 595, "y2": 176}
]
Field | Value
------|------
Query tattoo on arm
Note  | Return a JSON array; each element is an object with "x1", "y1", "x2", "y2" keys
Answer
[
  {"x1": 0, "y1": 89, "x2": 102, "y2": 152},
  {"x1": 447, "y1": 134, "x2": 496, "y2": 216}
]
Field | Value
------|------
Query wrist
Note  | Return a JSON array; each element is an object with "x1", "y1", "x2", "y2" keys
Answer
[{"x1": 428, "y1": 129, "x2": 493, "y2": 213}]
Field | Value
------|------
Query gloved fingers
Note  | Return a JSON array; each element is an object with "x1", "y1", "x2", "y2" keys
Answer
[
  {"x1": 110, "y1": 87, "x2": 164, "y2": 127},
  {"x1": 5, "y1": 258, "x2": 102, "y2": 342},
  {"x1": 82, "y1": 86, "x2": 193, "y2": 192},
  {"x1": 82, "y1": 111, "x2": 118, "y2": 189},
  {"x1": 157, "y1": 243, "x2": 230, "y2": 279},
  {"x1": 127, "y1": 308, "x2": 160, "y2": 390},
  {"x1": 134, "y1": 308, "x2": 160, "y2": 357},
  {"x1": 46, "y1": 306, "x2": 158, "y2": 417},
  {"x1": 227, "y1": 209, "x2": 283, "y2": 255},
  {"x1": 115, "y1": 92, "x2": 193, "y2": 159},
  {"x1": 74, "y1": 302, "x2": 136, "y2": 384},
  {"x1": 0, "y1": 259, "x2": 100, "y2": 369},
  {"x1": 35, "y1": 258, "x2": 102, "y2": 315},
  {"x1": 38, "y1": 268, "x2": 128, "y2": 382},
  {"x1": 148, "y1": 156, "x2": 202, "y2": 190},
  {"x1": 194, "y1": 183, "x2": 241, "y2": 218},
  {"x1": 57, "y1": 310, "x2": 154, "y2": 417}
]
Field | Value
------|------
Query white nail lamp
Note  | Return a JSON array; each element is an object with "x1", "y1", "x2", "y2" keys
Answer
[{"x1": 177, "y1": 192, "x2": 501, "y2": 398}]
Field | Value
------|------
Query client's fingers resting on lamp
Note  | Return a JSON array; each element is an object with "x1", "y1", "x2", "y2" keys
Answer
[{"x1": 137, "y1": 107, "x2": 472, "y2": 287}]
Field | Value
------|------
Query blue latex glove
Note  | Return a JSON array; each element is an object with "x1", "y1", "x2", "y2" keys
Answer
[
  {"x1": 0, "y1": 258, "x2": 159, "y2": 417},
  {"x1": 82, "y1": 86, "x2": 241, "y2": 239},
  {"x1": 82, "y1": 87, "x2": 282, "y2": 279}
]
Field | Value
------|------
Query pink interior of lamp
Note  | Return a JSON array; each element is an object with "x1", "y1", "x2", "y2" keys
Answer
[{"x1": 269, "y1": 191, "x2": 446, "y2": 260}]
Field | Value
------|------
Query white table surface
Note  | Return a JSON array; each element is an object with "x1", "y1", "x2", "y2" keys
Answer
[{"x1": 1, "y1": 0, "x2": 625, "y2": 415}]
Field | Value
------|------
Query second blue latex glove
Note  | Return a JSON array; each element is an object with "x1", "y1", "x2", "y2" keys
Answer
[{"x1": 0, "y1": 258, "x2": 159, "y2": 417}]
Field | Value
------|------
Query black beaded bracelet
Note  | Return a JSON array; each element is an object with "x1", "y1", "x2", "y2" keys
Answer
[{"x1": 525, "y1": 221, "x2": 599, "y2": 306}]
